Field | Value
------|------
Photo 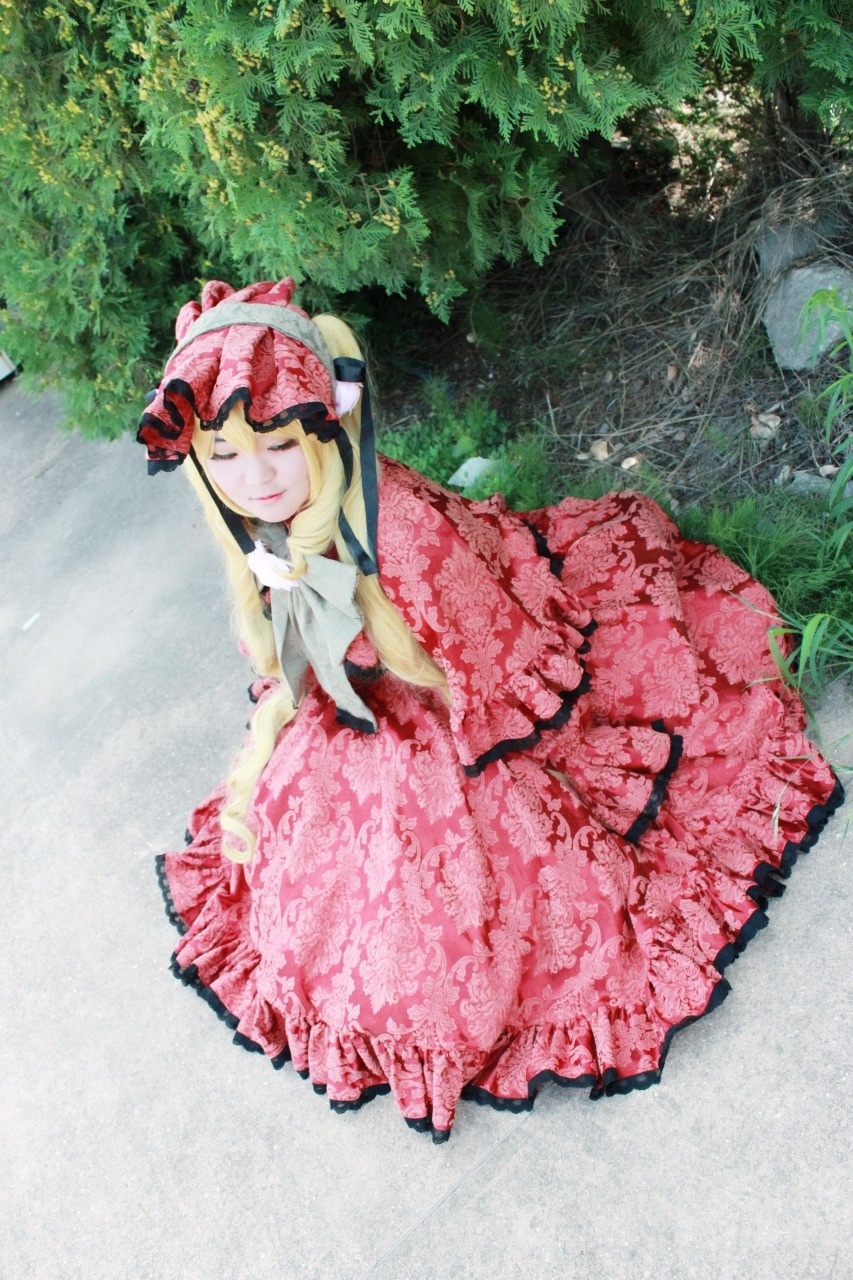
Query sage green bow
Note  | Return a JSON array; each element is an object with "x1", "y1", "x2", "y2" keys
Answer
[{"x1": 254, "y1": 524, "x2": 378, "y2": 732}]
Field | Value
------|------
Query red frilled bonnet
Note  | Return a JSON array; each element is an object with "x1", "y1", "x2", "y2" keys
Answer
[
  {"x1": 138, "y1": 276, "x2": 379, "y2": 577},
  {"x1": 138, "y1": 278, "x2": 340, "y2": 474}
]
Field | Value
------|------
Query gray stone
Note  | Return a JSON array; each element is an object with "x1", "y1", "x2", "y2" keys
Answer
[
  {"x1": 789, "y1": 470, "x2": 831, "y2": 498},
  {"x1": 788, "y1": 468, "x2": 853, "y2": 499},
  {"x1": 447, "y1": 455, "x2": 499, "y2": 487},
  {"x1": 763, "y1": 263, "x2": 853, "y2": 370},
  {"x1": 755, "y1": 216, "x2": 848, "y2": 280},
  {"x1": 756, "y1": 224, "x2": 823, "y2": 278}
]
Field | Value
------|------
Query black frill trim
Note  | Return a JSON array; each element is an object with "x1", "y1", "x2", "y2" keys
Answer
[
  {"x1": 343, "y1": 660, "x2": 384, "y2": 683},
  {"x1": 463, "y1": 670, "x2": 592, "y2": 778},
  {"x1": 460, "y1": 522, "x2": 598, "y2": 778},
  {"x1": 624, "y1": 721, "x2": 684, "y2": 844},
  {"x1": 138, "y1": 378, "x2": 340, "y2": 473},
  {"x1": 147, "y1": 456, "x2": 182, "y2": 475},
  {"x1": 335, "y1": 707, "x2": 379, "y2": 734},
  {"x1": 523, "y1": 520, "x2": 564, "y2": 580},
  {"x1": 155, "y1": 853, "x2": 187, "y2": 937},
  {"x1": 155, "y1": 777, "x2": 844, "y2": 1142},
  {"x1": 143, "y1": 377, "x2": 335, "y2": 439}
]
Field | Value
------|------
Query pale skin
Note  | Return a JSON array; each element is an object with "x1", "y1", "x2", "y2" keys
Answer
[{"x1": 207, "y1": 432, "x2": 311, "y2": 523}]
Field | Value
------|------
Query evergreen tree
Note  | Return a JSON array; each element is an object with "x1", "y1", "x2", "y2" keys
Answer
[{"x1": 1, "y1": 0, "x2": 850, "y2": 435}]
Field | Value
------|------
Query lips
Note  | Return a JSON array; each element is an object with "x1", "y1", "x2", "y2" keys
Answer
[{"x1": 253, "y1": 491, "x2": 285, "y2": 503}]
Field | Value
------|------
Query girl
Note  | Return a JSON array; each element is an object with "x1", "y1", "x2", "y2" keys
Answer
[{"x1": 140, "y1": 277, "x2": 842, "y2": 1141}]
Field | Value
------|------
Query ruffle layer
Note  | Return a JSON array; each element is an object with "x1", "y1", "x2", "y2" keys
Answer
[
  {"x1": 376, "y1": 460, "x2": 597, "y2": 774},
  {"x1": 532, "y1": 716, "x2": 682, "y2": 839},
  {"x1": 157, "y1": 758, "x2": 842, "y2": 1141},
  {"x1": 454, "y1": 616, "x2": 594, "y2": 775}
]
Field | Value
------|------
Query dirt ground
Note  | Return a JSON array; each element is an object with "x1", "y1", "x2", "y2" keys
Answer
[{"x1": 372, "y1": 112, "x2": 853, "y2": 510}]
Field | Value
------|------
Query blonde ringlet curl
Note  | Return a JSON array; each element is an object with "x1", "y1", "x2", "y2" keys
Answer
[{"x1": 185, "y1": 312, "x2": 449, "y2": 863}]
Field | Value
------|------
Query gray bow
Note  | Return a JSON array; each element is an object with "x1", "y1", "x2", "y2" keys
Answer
[{"x1": 256, "y1": 524, "x2": 378, "y2": 732}]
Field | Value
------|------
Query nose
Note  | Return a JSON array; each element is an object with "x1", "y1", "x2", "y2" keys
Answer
[{"x1": 244, "y1": 449, "x2": 276, "y2": 487}]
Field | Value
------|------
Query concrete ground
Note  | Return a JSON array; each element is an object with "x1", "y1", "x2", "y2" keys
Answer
[{"x1": 1, "y1": 377, "x2": 851, "y2": 1280}]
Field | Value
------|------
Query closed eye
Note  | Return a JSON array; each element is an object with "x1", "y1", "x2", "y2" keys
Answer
[
  {"x1": 209, "y1": 434, "x2": 236, "y2": 461},
  {"x1": 269, "y1": 439, "x2": 298, "y2": 452}
]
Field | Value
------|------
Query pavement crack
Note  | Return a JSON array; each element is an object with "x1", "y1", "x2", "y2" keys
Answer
[{"x1": 356, "y1": 1109, "x2": 533, "y2": 1280}]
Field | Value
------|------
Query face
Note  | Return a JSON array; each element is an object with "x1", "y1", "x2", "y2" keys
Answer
[{"x1": 206, "y1": 431, "x2": 311, "y2": 523}]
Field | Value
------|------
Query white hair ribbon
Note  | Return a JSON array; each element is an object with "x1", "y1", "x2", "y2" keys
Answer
[{"x1": 333, "y1": 380, "x2": 362, "y2": 418}]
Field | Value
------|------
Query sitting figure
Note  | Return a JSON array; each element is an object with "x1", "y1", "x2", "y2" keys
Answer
[{"x1": 139, "y1": 277, "x2": 842, "y2": 1141}]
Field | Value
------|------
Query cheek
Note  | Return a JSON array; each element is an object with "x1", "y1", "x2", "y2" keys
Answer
[
  {"x1": 209, "y1": 464, "x2": 248, "y2": 505},
  {"x1": 285, "y1": 451, "x2": 311, "y2": 493}
]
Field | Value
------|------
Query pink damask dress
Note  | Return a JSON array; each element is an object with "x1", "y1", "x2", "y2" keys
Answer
[{"x1": 157, "y1": 458, "x2": 842, "y2": 1140}]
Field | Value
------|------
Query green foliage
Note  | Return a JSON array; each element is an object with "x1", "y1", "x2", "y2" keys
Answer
[
  {"x1": 1, "y1": 0, "x2": 852, "y2": 436},
  {"x1": 376, "y1": 379, "x2": 559, "y2": 509},
  {"x1": 752, "y1": 1, "x2": 853, "y2": 133},
  {"x1": 377, "y1": 379, "x2": 506, "y2": 480},
  {"x1": 0, "y1": 3, "x2": 201, "y2": 434}
]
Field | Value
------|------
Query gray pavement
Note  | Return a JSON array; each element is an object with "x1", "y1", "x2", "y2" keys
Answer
[{"x1": 2, "y1": 377, "x2": 851, "y2": 1280}]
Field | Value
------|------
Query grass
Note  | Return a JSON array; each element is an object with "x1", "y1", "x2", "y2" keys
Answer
[{"x1": 377, "y1": 380, "x2": 506, "y2": 483}]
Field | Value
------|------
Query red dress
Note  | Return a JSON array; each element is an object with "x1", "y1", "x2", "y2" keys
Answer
[{"x1": 157, "y1": 459, "x2": 841, "y2": 1140}]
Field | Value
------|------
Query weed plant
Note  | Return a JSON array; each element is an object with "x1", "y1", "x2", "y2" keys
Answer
[
  {"x1": 770, "y1": 287, "x2": 853, "y2": 688},
  {"x1": 807, "y1": 289, "x2": 853, "y2": 443},
  {"x1": 667, "y1": 287, "x2": 853, "y2": 689}
]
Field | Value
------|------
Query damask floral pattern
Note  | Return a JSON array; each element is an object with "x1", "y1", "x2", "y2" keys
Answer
[{"x1": 159, "y1": 460, "x2": 841, "y2": 1140}]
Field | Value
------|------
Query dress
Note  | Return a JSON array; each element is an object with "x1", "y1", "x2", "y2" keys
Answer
[{"x1": 157, "y1": 458, "x2": 842, "y2": 1140}]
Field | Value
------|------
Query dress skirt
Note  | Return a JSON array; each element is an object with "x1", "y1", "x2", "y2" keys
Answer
[{"x1": 157, "y1": 464, "x2": 842, "y2": 1140}]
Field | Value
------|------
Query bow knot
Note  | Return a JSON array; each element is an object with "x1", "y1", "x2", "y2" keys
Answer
[{"x1": 252, "y1": 524, "x2": 378, "y2": 732}]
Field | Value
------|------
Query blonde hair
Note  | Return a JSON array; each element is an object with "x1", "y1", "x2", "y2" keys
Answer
[{"x1": 186, "y1": 313, "x2": 449, "y2": 862}]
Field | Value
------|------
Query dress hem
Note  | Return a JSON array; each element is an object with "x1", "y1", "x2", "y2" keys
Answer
[{"x1": 154, "y1": 775, "x2": 844, "y2": 1143}]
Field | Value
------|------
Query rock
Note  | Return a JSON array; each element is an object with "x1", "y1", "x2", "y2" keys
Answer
[
  {"x1": 788, "y1": 469, "x2": 853, "y2": 499},
  {"x1": 756, "y1": 216, "x2": 846, "y2": 279},
  {"x1": 763, "y1": 264, "x2": 853, "y2": 370},
  {"x1": 756, "y1": 224, "x2": 822, "y2": 278},
  {"x1": 447, "y1": 456, "x2": 499, "y2": 487}
]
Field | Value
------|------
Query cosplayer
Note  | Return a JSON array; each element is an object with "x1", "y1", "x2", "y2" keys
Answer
[{"x1": 140, "y1": 278, "x2": 842, "y2": 1141}]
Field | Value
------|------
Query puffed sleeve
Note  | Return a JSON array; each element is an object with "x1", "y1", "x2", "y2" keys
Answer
[{"x1": 375, "y1": 458, "x2": 594, "y2": 774}]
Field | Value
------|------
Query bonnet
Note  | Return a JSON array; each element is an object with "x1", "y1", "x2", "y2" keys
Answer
[{"x1": 137, "y1": 277, "x2": 378, "y2": 575}]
